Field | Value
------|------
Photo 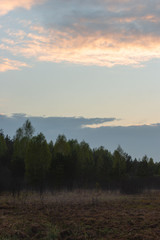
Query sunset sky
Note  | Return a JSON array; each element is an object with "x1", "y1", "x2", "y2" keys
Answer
[{"x1": 1, "y1": 0, "x2": 160, "y2": 159}]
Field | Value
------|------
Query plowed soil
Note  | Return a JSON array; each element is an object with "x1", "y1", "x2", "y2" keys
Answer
[{"x1": 0, "y1": 191, "x2": 160, "y2": 240}]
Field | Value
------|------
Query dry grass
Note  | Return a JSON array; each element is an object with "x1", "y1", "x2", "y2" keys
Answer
[
  {"x1": 0, "y1": 190, "x2": 160, "y2": 239},
  {"x1": 0, "y1": 189, "x2": 125, "y2": 207}
]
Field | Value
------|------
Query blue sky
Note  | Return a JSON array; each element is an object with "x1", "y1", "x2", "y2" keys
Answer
[{"x1": 1, "y1": 0, "x2": 160, "y2": 160}]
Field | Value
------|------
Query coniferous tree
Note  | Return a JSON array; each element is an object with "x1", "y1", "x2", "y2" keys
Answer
[
  {"x1": 25, "y1": 133, "x2": 51, "y2": 192},
  {"x1": 11, "y1": 120, "x2": 34, "y2": 193}
]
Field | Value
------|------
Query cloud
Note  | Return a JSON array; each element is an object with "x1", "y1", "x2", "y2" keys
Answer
[
  {"x1": 2, "y1": 114, "x2": 116, "y2": 129},
  {"x1": 0, "y1": 0, "x2": 46, "y2": 16},
  {"x1": 0, "y1": 113, "x2": 116, "y2": 139},
  {"x1": 83, "y1": 118, "x2": 159, "y2": 128},
  {"x1": 2, "y1": 25, "x2": 160, "y2": 68},
  {"x1": 1, "y1": 113, "x2": 160, "y2": 161},
  {"x1": 0, "y1": 58, "x2": 29, "y2": 72},
  {"x1": 1, "y1": 0, "x2": 160, "y2": 67}
]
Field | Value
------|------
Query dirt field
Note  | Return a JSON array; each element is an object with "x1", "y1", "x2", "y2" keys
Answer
[{"x1": 0, "y1": 190, "x2": 160, "y2": 240}]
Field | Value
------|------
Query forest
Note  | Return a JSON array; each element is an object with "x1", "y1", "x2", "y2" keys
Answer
[{"x1": 0, "y1": 119, "x2": 160, "y2": 195}]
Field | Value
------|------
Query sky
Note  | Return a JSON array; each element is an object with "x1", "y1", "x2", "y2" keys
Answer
[{"x1": 1, "y1": 0, "x2": 160, "y2": 160}]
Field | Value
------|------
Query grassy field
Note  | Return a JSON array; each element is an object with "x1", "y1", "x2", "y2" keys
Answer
[{"x1": 0, "y1": 190, "x2": 160, "y2": 240}]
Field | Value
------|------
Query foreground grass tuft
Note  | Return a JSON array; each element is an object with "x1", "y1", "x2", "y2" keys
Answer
[{"x1": 46, "y1": 224, "x2": 60, "y2": 240}]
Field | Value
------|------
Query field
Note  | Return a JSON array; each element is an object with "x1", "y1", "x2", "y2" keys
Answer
[{"x1": 0, "y1": 190, "x2": 160, "y2": 240}]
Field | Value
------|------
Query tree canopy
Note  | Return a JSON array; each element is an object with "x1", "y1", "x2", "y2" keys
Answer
[{"x1": 0, "y1": 120, "x2": 160, "y2": 194}]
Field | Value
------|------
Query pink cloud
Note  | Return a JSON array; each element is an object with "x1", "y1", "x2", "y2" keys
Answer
[
  {"x1": 0, "y1": 0, "x2": 46, "y2": 15},
  {"x1": 1, "y1": 0, "x2": 160, "y2": 69},
  {"x1": 2, "y1": 25, "x2": 160, "y2": 68},
  {"x1": 0, "y1": 58, "x2": 29, "y2": 72}
]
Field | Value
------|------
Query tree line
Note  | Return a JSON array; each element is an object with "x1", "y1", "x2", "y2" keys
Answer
[{"x1": 0, "y1": 120, "x2": 160, "y2": 194}]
